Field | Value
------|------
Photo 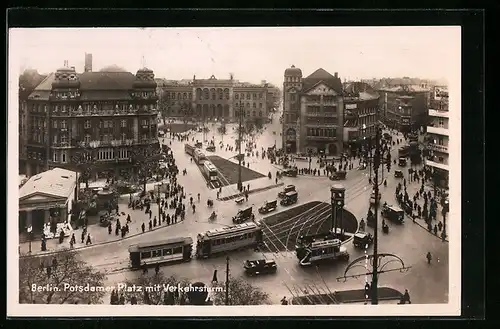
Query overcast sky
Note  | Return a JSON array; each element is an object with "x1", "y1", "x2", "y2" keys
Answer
[{"x1": 10, "y1": 27, "x2": 459, "y2": 86}]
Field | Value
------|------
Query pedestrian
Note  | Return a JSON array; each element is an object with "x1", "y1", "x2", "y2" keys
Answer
[
  {"x1": 86, "y1": 233, "x2": 92, "y2": 245},
  {"x1": 108, "y1": 223, "x2": 112, "y2": 234},
  {"x1": 149, "y1": 220, "x2": 152, "y2": 230},
  {"x1": 81, "y1": 231, "x2": 85, "y2": 243},
  {"x1": 141, "y1": 222, "x2": 145, "y2": 233},
  {"x1": 426, "y1": 252, "x2": 432, "y2": 264},
  {"x1": 155, "y1": 264, "x2": 160, "y2": 275}
]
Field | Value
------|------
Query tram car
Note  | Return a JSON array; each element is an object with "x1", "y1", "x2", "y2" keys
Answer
[
  {"x1": 185, "y1": 143, "x2": 195, "y2": 156},
  {"x1": 295, "y1": 238, "x2": 349, "y2": 266},
  {"x1": 128, "y1": 237, "x2": 193, "y2": 269},
  {"x1": 196, "y1": 222, "x2": 263, "y2": 259},
  {"x1": 193, "y1": 149, "x2": 207, "y2": 164},
  {"x1": 203, "y1": 161, "x2": 218, "y2": 182}
]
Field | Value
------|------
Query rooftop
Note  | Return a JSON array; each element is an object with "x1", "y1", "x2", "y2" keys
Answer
[
  {"x1": 302, "y1": 68, "x2": 343, "y2": 94},
  {"x1": 19, "y1": 168, "x2": 77, "y2": 200}
]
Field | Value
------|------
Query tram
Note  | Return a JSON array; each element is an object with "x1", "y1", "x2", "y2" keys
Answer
[
  {"x1": 203, "y1": 161, "x2": 218, "y2": 181},
  {"x1": 193, "y1": 149, "x2": 207, "y2": 164},
  {"x1": 185, "y1": 144, "x2": 195, "y2": 156},
  {"x1": 196, "y1": 222, "x2": 263, "y2": 259},
  {"x1": 295, "y1": 238, "x2": 349, "y2": 266},
  {"x1": 128, "y1": 236, "x2": 193, "y2": 269}
]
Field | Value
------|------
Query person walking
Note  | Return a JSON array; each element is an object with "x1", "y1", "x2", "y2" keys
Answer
[{"x1": 426, "y1": 251, "x2": 432, "y2": 264}]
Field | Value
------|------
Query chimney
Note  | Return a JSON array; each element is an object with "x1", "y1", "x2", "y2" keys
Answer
[{"x1": 334, "y1": 72, "x2": 338, "y2": 78}]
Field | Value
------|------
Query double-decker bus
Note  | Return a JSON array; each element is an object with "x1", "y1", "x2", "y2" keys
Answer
[
  {"x1": 203, "y1": 161, "x2": 218, "y2": 182},
  {"x1": 196, "y1": 222, "x2": 263, "y2": 259},
  {"x1": 295, "y1": 238, "x2": 349, "y2": 266},
  {"x1": 193, "y1": 149, "x2": 207, "y2": 164},
  {"x1": 128, "y1": 237, "x2": 193, "y2": 269},
  {"x1": 185, "y1": 144, "x2": 195, "y2": 156}
]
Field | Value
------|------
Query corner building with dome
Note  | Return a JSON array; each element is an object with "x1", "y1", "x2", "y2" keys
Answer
[{"x1": 23, "y1": 55, "x2": 159, "y2": 179}]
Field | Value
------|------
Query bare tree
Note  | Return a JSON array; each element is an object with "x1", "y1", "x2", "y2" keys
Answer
[
  {"x1": 212, "y1": 277, "x2": 270, "y2": 305},
  {"x1": 19, "y1": 249, "x2": 106, "y2": 304}
]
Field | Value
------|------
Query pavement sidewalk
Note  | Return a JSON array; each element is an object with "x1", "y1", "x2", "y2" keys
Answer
[{"x1": 291, "y1": 287, "x2": 402, "y2": 305}]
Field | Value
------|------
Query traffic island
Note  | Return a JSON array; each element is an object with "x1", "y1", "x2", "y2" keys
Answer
[
  {"x1": 219, "y1": 182, "x2": 284, "y2": 201},
  {"x1": 207, "y1": 155, "x2": 265, "y2": 188},
  {"x1": 291, "y1": 287, "x2": 403, "y2": 305},
  {"x1": 260, "y1": 201, "x2": 358, "y2": 252}
]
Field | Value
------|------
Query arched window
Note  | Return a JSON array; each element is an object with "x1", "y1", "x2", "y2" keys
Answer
[
  {"x1": 183, "y1": 93, "x2": 187, "y2": 100},
  {"x1": 211, "y1": 88, "x2": 216, "y2": 100},
  {"x1": 203, "y1": 88, "x2": 210, "y2": 100},
  {"x1": 224, "y1": 88, "x2": 230, "y2": 100},
  {"x1": 218, "y1": 88, "x2": 223, "y2": 100},
  {"x1": 246, "y1": 103, "x2": 250, "y2": 108},
  {"x1": 253, "y1": 103, "x2": 257, "y2": 108},
  {"x1": 252, "y1": 111, "x2": 256, "y2": 117},
  {"x1": 177, "y1": 93, "x2": 181, "y2": 100},
  {"x1": 246, "y1": 93, "x2": 251, "y2": 100},
  {"x1": 196, "y1": 88, "x2": 203, "y2": 100},
  {"x1": 235, "y1": 93, "x2": 239, "y2": 99}
]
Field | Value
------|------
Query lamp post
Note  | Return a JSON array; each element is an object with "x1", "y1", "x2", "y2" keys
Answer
[
  {"x1": 27, "y1": 225, "x2": 33, "y2": 254},
  {"x1": 337, "y1": 107, "x2": 411, "y2": 304},
  {"x1": 237, "y1": 102, "x2": 244, "y2": 192}
]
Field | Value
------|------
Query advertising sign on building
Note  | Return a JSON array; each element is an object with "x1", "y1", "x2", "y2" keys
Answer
[{"x1": 345, "y1": 104, "x2": 357, "y2": 110}]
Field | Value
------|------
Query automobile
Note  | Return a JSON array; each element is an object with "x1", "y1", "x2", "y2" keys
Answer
[
  {"x1": 383, "y1": 132, "x2": 392, "y2": 140},
  {"x1": 282, "y1": 168, "x2": 298, "y2": 177},
  {"x1": 232, "y1": 206, "x2": 255, "y2": 224},
  {"x1": 394, "y1": 170, "x2": 404, "y2": 178},
  {"x1": 329, "y1": 171, "x2": 347, "y2": 180},
  {"x1": 206, "y1": 145, "x2": 216, "y2": 152},
  {"x1": 381, "y1": 204, "x2": 405, "y2": 224},
  {"x1": 280, "y1": 191, "x2": 298, "y2": 206},
  {"x1": 235, "y1": 196, "x2": 245, "y2": 204},
  {"x1": 258, "y1": 200, "x2": 278, "y2": 214},
  {"x1": 278, "y1": 185, "x2": 296, "y2": 198},
  {"x1": 398, "y1": 157, "x2": 407, "y2": 167},
  {"x1": 358, "y1": 163, "x2": 367, "y2": 170},
  {"x1": 244, "y1": 259, "x2": 277, "y2": 276},
  {"x1": 195, "y1": 142, "x2": 203, "y2": 148},
  {"x1": 353, "y1": 232, "x2": 374, "y2": 249}
]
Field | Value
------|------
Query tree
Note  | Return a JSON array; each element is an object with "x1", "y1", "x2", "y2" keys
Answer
[
  {"x1": 121, "y1": 273, "x2": 194, "y2": 305},
  {"x1": 131, "y1": 144, "x2": 161, "y2": 193},
  {"x1": 212, "y1": 277, "x2": 270, "y2": 305},
  {"x1": 19, "y1": 249, "x2": 106, "y2": 304}
]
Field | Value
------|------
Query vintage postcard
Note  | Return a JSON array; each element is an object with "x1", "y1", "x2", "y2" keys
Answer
[{"x1": 7, "y1": 26, "x2": 461, "y2": 317}]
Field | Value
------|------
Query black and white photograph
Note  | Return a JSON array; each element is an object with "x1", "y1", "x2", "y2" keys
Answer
[{"x1": 8, "y1": 26, "x2": 461, "y2": 317}]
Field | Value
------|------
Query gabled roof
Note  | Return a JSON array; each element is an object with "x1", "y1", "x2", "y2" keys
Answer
[
  {"x1": 302, "y1": 68, "x2": 342, "y2": 94},
  {"x1": 19, "y1": 168, "x2": 77, "y2": 201}
]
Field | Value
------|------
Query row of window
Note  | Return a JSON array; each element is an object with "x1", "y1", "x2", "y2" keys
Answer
[
  {"x1": 234, "y1": 93, "x2": 264, "y2": 100},
  {"x1": 305, "y1": 117, "x2": 338, "y2": 125},
  {"x1": 310, "y1": 246, "x2": 341, "y2": 257},
  {"x1": 140, "y1": 246, "x2": 184, "y2": 259},
  {"x1": 51, "y1": 118, "x2": 156, "y2": 129},
  {"x1": 52, "y1": 151, "x2": 67, "y2": 163},
  {"x1": 234, "y1": 110, "x2": 264, "y2": 118},
  {"x1": 29, "y1": 103, "x2": 156, "y2": 114},
  {"x1": 306, "y1": 128, "x2": 337, "y2": 137},
  {"x1": 96, "y1": 148, "x2": 130, "y2": 160},
  {"x1": 285, "y1": 76, "x2": 301, "y2": 82},
  {"x1": 166, "y1": 92, "x2": 193, "y2": 100},
  {"x1": 234, "y1": 102, "x2": 264, "y2": 109},
  {"x1": 208, "y1": 232, "x2": 256, "y2": 246}
]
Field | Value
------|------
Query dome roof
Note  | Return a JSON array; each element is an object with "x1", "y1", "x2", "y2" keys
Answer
[
  {"x1": 285, "y1": 65, "x2": 302, "y2": 76},
  {"x1": 99, "y1": 64, "x2": 127, "y2": 73}
]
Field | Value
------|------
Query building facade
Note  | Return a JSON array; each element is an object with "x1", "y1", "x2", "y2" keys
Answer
[
  {"x1": 281, "y1": 66, "x2": 379, "y2": 155},
  {"x1": 425, "y1": 86, "x2": 449, "y2": 186},
  {"x1": 159, "y1": 75, "x2": 270, "y2": 122},
  {"x1": 24, "y1": 59, "x2": 159, "y2": 179},
  {"x1": 377, "y1": 84, "x2": 430, "y2": 133}
]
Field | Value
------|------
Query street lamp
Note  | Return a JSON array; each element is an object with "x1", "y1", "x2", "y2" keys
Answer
[
  {"x1": 237, "y1": 102, "x2": 244, "y2": 192},
  {"x1": 337, "y1": 108, "x2": 411, "y2": 304}
]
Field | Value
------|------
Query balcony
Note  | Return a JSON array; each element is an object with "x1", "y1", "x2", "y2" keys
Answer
[
  {"x1": 428, "y1": 109, "x2": 449, "y2": 118},
  {"x1": 110, "y1": 140, "x2": 123, "y2": 147},
  {"x1": 427, "y1": 143, "x2": 449, "y2": 153},
  {"x1": 425, "y1": 159, "x2": 449, "y2": 171},
  {"x1": 427, "y1": 126, "x2": 449, "y2": 136}
]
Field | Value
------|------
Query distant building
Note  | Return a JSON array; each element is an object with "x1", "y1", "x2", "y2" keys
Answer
[
  {"x1": 84, "y1": 53, "x2": 93, "y2": 72},
  {"x1": 281, "y1": 65, "x2": 379, "y2": 155},
  {"x1": 158, "y1": 75, "x2": 271, "y2": 122},
  {"x1": 425, "y1": 85, "x2": 449, "y2": 186},
  {"x1": 23, "y1": 55, "x2": 159, "y2": 178},
  {"x1": 377, "y1": 84, "x2": 431, "y2": 133}
]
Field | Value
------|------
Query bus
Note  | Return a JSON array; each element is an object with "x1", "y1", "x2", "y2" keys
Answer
[
  {"x1": 193, "y1": 149, "x2": 207, "y2": 164},
  {"x1": 196, "y1": 222, "x2": 263, "y2": 259},
  {"x1": 203, "y1": 161, "x2": 218, "y2": 182},
  {"x1": 295, "y1": 238, "x2": 349, "y2": 266},
  {"x1": 185, "y1": 144, "x2": 195, "y2": 156},
  {"x1": 128, "y1": 237, "x2": 193, "y2": 269}
]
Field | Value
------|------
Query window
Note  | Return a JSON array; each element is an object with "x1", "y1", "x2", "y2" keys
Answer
[
  {"x1": 61, "y1": 152, "x2": 67, "y2": 163},
  {"x1": 52, "y1": 151, "x2": 58, "y2": 162},
  {"x1": 246, "y1": 93, "x2": 251, "y2": 100},
  {"x1": 52, "y1": 135, "x2": 58, "y2": 144},
  {"x1": 246, "y1": 103, "x2": 250, "y2": 108},
  {"x1": 252, "y1": 111, "x2": 256, "y2": 117},
  {"x1": 259, "y1": 111, "x2": 263, "y2": 117},
  {"x1": 253, "y1": 93, "x2": 257, "y2": 100},
  {"x1": 163, "y1": 248, "x2": 172, "y2": 256},
  {"x1": 62, "y1": 105, "x2": 67, "y2": 112},
  {"x1": 152, "y1": 250, "x2": 161, "y2": 257},
  {"x1": 173, "y1": 247, "x2": 183, "y2": 254},
  {"x1": 438, "y1": 118, "x2": 445, "y2": 127},
  {"x1": 141, "y1": 251, "x2": 151, "y2": 259},
  {"x1": 84, "y1": 120, "x2": 91, "y2": 129},
  {"x1": 52, "y1": 120, "x2": 58, "y2": 128},
  {"x1": 259, "y1": 93, "x2": 263, "y2": 99},
  {"x1": 121, "y1": 133, "x2": 127, "y2": 141},
  {"x1": 61, "y1": 120, "x2": 67, "y2": 129},
  {"x1": 259, "y1": 103, "x2": 263, "y2": 108},
  {"x1": 60, "y1": 135, "x2": 68, "y2": 144},
  {"x1": 253, "y1": 103, "x2": 257, "y2": 108},
  {"x1": 121, "y1": 120, "x2": 127, "y2": 128},
  {"x1": 291, "y1": 94, "x2": 296, "y2": 101},
  {"x1": 235, "y1": 93, "x2": 239, "y2": 100},
  {"x1": 84, "y1": 134, "x2": 91, "y2": 144}
]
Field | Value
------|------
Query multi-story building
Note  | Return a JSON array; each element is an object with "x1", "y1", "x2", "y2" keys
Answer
[
  {"x1": 342, "y1": 82, "x2": 380, "y2": 151},
  {"x1": 281, "y1": 66, "x2": 379, "y2": 155},
  {"x1": 377, "y1": 84, "x2": 431, "y2": 133},
  {"x1": 425, "y1": 86, "x2": 449, "y2": 186},
  {"x1": 24, "y1": 57, "x2": 159, "y2": 179},
  {"x1": 158, "y1": 75, "x2": 270, "y2": 122},
  {"x1": 19, "y1": 69, "x2": 47, "y2": 174},
  {"x1": 282, "y1": 66, "x2": 344, "y2": 155}
]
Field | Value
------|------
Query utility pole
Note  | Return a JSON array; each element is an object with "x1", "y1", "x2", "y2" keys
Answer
[
  {"x1": 225, "y1": 256, "x2": 230, "y2": 305},
  {"x1": 371, "y1": 112, "x2": 382, "y2": 305},
  {"x1": 237, "y1": 103, "x2": 244, "y2": 192}
]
